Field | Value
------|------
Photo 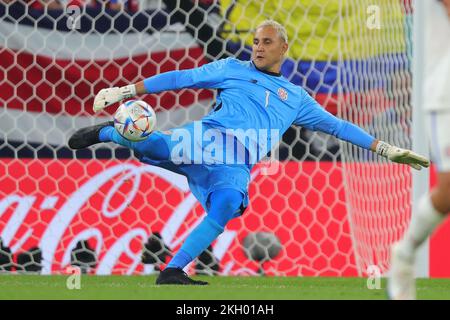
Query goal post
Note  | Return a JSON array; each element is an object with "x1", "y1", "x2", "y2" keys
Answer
[{"x1": 411, "y1": 0, "x2": 429, "y2": 278}]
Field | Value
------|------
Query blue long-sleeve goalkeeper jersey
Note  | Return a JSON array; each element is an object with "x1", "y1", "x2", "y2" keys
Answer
[{"x1": 143, "y1": 57, "x2": 375, "y2": 163}]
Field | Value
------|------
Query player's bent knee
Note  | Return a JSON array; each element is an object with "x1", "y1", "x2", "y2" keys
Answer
[
  {"x1": 216, "y1": 191, "x2": 243, "y2": 212},
  {"x1": 208, "y1": 189, "x2": 244, "y2": 227}
]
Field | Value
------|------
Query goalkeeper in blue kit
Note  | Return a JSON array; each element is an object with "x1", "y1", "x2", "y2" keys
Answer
[{"x1": 69, "y1": 20, "x2": 429, "y2": 285}]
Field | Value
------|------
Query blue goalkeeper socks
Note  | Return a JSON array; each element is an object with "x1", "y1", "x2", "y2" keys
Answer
[
  {"x1": 99, "y1": 126, "x2": 141, "y2": 150},
  {"x1": 99, "y1": 126, "x2": 114, "y2": 142},
  {"x1": 166, "y1": 249, "x2": 193, "y2": 271},
  {"x1": 167, "y1": 189, "x2": 243, "y2": 270},
  {"x1": 99, "y1": 126, "x2": 171, "y2": 160},
  {"x1": 167, "y1": 216, "x2": 224, "y2": 270}
]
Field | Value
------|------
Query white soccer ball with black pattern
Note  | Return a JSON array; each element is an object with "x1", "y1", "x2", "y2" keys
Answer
[{"x1": 113, "y1": 100, "x2": 157, "y2": 141}]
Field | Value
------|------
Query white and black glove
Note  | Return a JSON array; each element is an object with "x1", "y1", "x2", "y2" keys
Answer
[
  {"x1": 376, "y1": 141, "x2": 430, "y2": 170},
  {"x1": 93, "y1": 85, "x2": 136, "y2": 113}
]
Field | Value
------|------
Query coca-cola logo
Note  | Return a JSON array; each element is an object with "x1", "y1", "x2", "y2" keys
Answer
[
  {"x1": 0, "y1": 160, "x2": 238, "y2": 275},
  {"x1": 0, "y1": 159, "x2": 369, "y2": 277}
]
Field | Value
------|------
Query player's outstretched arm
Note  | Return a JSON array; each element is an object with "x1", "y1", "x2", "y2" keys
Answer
[
  {"x1": 93, "y1": 58, "x2": 231, "y2": 113},
  {"x1": 371, "y1": 140, "x2": 430, "y2": 170},
  {"x1": 295, "y1": 91, "x2": 430, "y2": 171}
]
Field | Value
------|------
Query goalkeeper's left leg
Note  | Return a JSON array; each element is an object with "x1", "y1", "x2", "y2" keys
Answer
[{"x1": 156, "y1": 188, "x2": 244, "y2": 285}]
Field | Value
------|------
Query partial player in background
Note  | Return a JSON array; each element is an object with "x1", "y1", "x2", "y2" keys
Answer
[
  {"x1": 388, "y1": 0, "x2": 450, "y2": 300},
  {"x1": 69, "y1": 20, "x2": 429, "y2": 285}
]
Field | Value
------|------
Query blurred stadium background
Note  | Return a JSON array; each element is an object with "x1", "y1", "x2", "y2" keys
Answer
[{"x1": 0, "y1": 0, "x2": 449, "y2": 294}]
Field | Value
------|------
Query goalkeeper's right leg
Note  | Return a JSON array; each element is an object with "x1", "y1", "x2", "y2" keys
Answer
[
  {"x1": 68, "y1": 121, "x2": 114, "y2": 149},
  {"x1": 68, "y1": 123, "x2": 171, "y2": 161}
]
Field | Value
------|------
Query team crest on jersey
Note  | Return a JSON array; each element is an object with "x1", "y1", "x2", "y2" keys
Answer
[{"x1": 278, "y1": 88, "x2": 288, "y2": 101}]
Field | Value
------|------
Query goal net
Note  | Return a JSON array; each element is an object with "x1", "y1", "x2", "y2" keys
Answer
[{"x1": 0, "y1": 0, "x2": 413, "y2": 276}]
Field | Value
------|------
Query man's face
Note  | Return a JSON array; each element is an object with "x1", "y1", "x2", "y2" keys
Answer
[{"x1": 251, "y1": 26, "x2": 288, "y2": 72}]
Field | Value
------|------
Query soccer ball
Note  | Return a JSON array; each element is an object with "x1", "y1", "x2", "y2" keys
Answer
[{"x1": 113, "y1": 100, "x2": 157, "y2": 141}]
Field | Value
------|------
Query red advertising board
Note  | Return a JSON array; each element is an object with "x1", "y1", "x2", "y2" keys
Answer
[{"x1": 0, "y1": 159, "x2": 447, "y2": 277}]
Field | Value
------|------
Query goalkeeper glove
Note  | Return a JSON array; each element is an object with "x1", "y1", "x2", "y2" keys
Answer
[
  {"x1": 93, "y1": 85, "x2": 136, "y2": 113},
  {"x1": 375, "y1": 141, "x2": 430, "y2": 170}
]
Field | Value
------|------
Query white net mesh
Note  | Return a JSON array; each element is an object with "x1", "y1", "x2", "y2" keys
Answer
[
  {"x1": 0, "y1": 0, "x2": 413, "y2": 276},
  {"x1": 338, "y1": 0, "x2": 412, "y2": 274}
]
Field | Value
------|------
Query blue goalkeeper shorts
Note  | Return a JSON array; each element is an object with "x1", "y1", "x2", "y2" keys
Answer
[{"x1": 134, "y1": 121, "x2": 251, "y2": 215}]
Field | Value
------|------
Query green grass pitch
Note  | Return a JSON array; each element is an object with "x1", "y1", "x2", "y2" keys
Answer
[{"x1": 1, "y1": 275, "x2": 450, "y2": 300}]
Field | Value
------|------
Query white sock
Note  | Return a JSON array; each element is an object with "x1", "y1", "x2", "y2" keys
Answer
[{"x1": 399, "y1": 194, "x2": 445, "y2": 260}]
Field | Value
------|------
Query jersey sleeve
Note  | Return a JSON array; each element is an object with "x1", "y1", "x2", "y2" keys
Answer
[
  {"x1": 293, "y1": 89, "x2": 376, "y2": 150},
  {"x1": 292, "y1": 90, "x2": 338, "y2": 131},
  {"x1": 143, "y1": 58, "x2": 231, "y2": 93}
]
